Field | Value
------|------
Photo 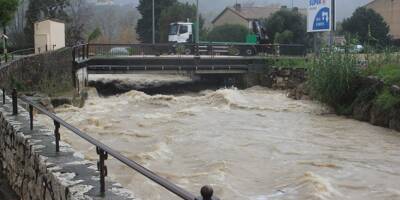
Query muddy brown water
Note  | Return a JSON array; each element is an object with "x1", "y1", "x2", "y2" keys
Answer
[{"x1": 37, "y1": 75, "x2": 400, "y2": 200}]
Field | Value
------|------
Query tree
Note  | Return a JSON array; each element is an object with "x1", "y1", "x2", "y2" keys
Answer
[
  {"x1": 24, "y1": 0, "x2": 70, "y2": 46},
  {"x1": 342, "y1": 7, "x2": 390, "y2": 47},
  {"x1": 136, "y1": 0, "x2": 178, "y2": 43},
  {"x1": 88, "y1": 27, "x2": 102, "y2": 43},
  {"x1": 65, "y1": 0, "x2": 94, "y2": 45},
  {"x1": 263, "y1": 8, "x2": 307, "y2": 45},
  {"x1": 0, "y1": 0, "x2": 19, "y2": 28},
  {"x1": 159, "y1": 2, "x2": 205, "y2": 43},
  {"x1": 207, "y1": 24, "x2": 248, "y2": 42},
  {"x1": 0, "y1": 0, "x2": 19, "y2": 54},
  {"x1": 7, "y1": 0, "x2": 29, "y2": 49}
]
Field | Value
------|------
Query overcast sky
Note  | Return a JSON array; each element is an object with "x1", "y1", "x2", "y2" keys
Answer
[{"x1": 113, "y1": 0, "x2": 374, "y2": 21}]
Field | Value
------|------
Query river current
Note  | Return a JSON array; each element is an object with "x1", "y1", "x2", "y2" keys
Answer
[{"x1": 38, "y1": 75, "x2": 400, "y2": 200}]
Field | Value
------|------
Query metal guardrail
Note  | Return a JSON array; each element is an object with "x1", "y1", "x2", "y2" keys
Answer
[
  {"x1": 2, "y1": 88, "x2": 219, "y2": 200},
  {"x1": 72, "y1": 43, "x2": 306, "y2": 61}
]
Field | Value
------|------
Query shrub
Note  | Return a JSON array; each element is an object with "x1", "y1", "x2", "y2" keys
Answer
[
  {"x1": 375, "y1": 89, "x2": 400, "y2": 110},
  {"x1": 376, "y1": 64, "x2": 400, "y2": 86},
  {"x1": 308, "y1": 51, "x2": 360, "y2": 109}
]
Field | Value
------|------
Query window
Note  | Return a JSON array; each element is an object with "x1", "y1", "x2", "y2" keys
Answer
[
  {"x1": 169, "y1": 24, "x2": 179, "y2": 35},
  {"x1": 179, "y1": 25, "x2": 188, "y2": 34}
]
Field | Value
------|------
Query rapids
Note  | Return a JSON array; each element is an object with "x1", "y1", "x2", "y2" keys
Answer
[{"x1": 37, "y1": 75, "x2": 400, "y2": 200}]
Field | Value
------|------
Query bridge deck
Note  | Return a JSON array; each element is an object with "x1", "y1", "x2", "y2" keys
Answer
[{"x1": 76, "y1": 55, "x2": 269, "y2": 74}]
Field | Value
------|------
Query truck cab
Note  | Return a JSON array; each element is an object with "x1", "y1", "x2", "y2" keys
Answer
[{"x1": 168, "y1": 22, "x2": 194, "y2": 43}]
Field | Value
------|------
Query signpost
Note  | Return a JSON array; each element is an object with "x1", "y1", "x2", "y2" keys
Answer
[
  {"x1": 307, "y1": 0, "x2": 335, "y2": 32},
  {"x1": 307, "y1": 0, "x2": 336, "y2": 52}
]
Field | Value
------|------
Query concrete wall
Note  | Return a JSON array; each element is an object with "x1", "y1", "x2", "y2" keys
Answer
[
  {"x1": 366, "y1": 0, "x2": 400, "y2": 39},
  {"x1": 0, "y1": 91, "x2": 135, "y2": 200},
  {"x1": 35, "y1": 20, "x2": 65, "y2": 53},
  {"x1": 0, "y1": 48, "x2": 74, "y2": 96},
  {"x1": 262, "y1": 67, "x2": 307, "y2": 89},
  {"x1": 50, "y1": 21, "x2": 66, "y2": 51}
]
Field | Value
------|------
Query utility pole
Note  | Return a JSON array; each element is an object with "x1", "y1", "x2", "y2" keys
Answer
[
  {"x1": 291, "y1": 0, "x2": 294, "y2": 8},
  {"x1": 196, "y1": 0, "x2": 199, "y2": 44},
  {"x1": 152, "y1": 0, "x2": 155, "y2": 44},
  {"x1": 196, "y1": 0, "x2": 200, "y2": 55}
]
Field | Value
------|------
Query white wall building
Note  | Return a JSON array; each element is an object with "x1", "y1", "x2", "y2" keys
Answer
[{"x1": 34, "y1": 19, "x2": 65, "y2": 54}]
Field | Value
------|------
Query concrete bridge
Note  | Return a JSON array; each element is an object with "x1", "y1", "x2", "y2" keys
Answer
[
  {"x1": 72, "y1": 44, "x2": 276, "y2": 74},
  {"x1": 71, "y1": 43, "x2": 305, "y2": 89}
]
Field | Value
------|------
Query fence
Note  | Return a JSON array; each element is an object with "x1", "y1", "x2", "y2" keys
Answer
[
  {"x1": 2, "y1": 88, "x2": 219, "y2": 200},
  {"x1": 72, "y1": 43, "x2": 307, "y2": 61},
  {"x1": 0, "y1": 44, "x2": 60, "y2": 64}
]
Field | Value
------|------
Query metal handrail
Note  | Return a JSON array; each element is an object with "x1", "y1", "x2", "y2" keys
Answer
[
  {"x1": 0, "y1": 89, "x2": 218, "y2": 200},
  {"x1": 72, "y1": 43, "x2": 306, "y2": 61}
]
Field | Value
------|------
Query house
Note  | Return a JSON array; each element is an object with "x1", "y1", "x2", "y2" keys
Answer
[
  {"x1": 365, "y1": 0, "x2": 400, "y2": 40},
  {"x1": 212, "y1": 4, "x2": 306, "y2": 29},
  {"x1": 34, "y1": 19, "x2": 65, "y2": 54}
]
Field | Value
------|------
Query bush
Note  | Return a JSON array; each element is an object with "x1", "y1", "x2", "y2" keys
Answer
[
  {"x1": 376, "y1": 64, "x2": 400, "y2": 86},
  {"x1": 273, "y1": 58, "x2": 309, "y2": 69},
  {"x1": 308, "y1": 51, "x2": 360, "y2": 109},
  {"x1": 375, "y1": 89, "x2": 400, "y2": 110}
]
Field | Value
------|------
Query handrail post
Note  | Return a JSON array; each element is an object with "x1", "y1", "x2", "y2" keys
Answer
[
  {"x1": 97, "y1": 147, "x2": 108, "y2": 194},
  {"x1": 72, "y1": 47, "x2": 76, "y2": 61},
  {"x1": 12, "y1": 89, "x2": 18, "y2": 115},
  {"x1": 196, "y1": 185, "x2": 219, "y2": 200},
  {"x1": 82, "y1": 45, "x2": 86, "y2": 59},
  {"x1": 2, "y1": 88, "x2": 5, "y2": 104},
  {"x1": 29, "y1": 105, "x2": 33, "y2": 130},
  {"x1": 86, "y1": 44, "x2": 89, "y2": 58},
  {"x1": 54, "y1": 120, "x2": 60, "y2": 152}
]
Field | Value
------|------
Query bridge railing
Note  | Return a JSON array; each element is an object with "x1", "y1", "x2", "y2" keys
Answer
[
  {"x1": 72, "y1": 43, "x2": 306, "y2": 61},
  {"x1": 2, "y1": 88, "x2": 219, "y2": 200}
]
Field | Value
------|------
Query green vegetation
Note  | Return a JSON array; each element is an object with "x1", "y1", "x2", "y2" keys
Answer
[
  {"x1": 376, "y1": 64, "x2": 400, "y2": 86},
  {"x1": 262, "y1": 7, "x2": 310, "y2": 46},
  {"x1": 308, "y1": 51, "x2": 360, "y2": 110},
  {"x1": 206, "y1": 24, "x2": 248, "y2": 43},
  {"x1": 272, "y1": 58, "x2": 310, "y2": 69},
  {"x1": 342, "y1": 7, "x2": 390, "y2": 47},
  {"x1": 0, "y1": 0, "x2": 19, "y2": 28},
  {"x1": 88, "y1": 27, "x2": 102, "y2": 43},
  {"x1": 308, "y1": 49, "x2": 400, "y2": 115},
  {"x1": 375, "y1": 89, "x2": 400, "y2": 111}
]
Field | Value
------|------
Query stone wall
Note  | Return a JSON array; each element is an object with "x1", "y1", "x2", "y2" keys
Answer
[
  {"x1": 0, "y1": 91, "x2": 136, "y2": 200},
  {"x1": 0, "y1": 48, "x2": 74, "y2": 96},
  {"x1": 262, "y1": 67, "x2": 307, "y2": 90},
  {"x1": 351, "y1": 76, "x2": 400, "y2": 132}
]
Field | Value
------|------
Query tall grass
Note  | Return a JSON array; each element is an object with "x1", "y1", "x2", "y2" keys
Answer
[{"x1": 308, "y1": 51, "x2": 360, "y2": 110}]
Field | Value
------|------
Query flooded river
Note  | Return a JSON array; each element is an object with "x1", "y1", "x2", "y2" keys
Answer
[{"x1": 38, "y1": 75, "x2": 400, "y2": 200}]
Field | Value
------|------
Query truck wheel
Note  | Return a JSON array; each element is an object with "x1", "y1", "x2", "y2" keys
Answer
[
  {"x1": 244, "y1": 48, "x2": 255, "y2": 56},
  {"x1": 184, "y1": 48, "x2": 192, "y2": 55}
]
